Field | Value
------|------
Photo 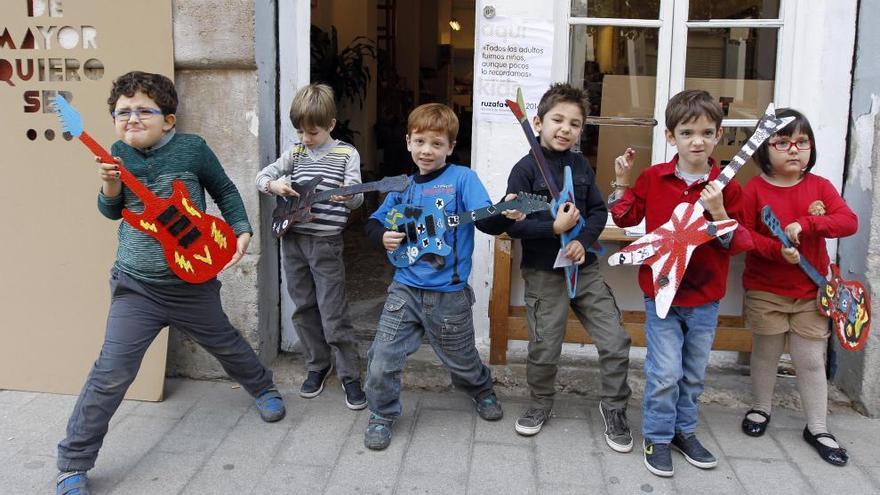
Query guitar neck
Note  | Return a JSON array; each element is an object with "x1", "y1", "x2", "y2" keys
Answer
[
  {"x1": 698, "y1": 107, "x2": 791, "y2": 208},
  {"x1": 447, "y1": 198, "x2": 520, "y2": 227},
  {"x1": 507, "y1": 91, "x2": 562, "y2": 200},
  {"x1": 762, "y1": 206, "x2": 828, "y2": 288},
  {"x1": 311, "y1": 181, "x2": 390, "y2": 204},
  {"x1": 80, "y1": 131, "x2": 155, "y2": 203}
]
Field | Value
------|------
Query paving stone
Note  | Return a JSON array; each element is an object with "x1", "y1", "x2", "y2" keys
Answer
[
  {"x1": 251, "y1": 463, "x2": 332, "y2": 493},
  {"x1": 402, "y1": 408, "x2": 474, "y2": 476},
  {"x1": 702, "y1": 409, "x2": 788, "y2": 460},
  {"x1": 278, "y1": 393, "x2": 363, "y2": 466},
  {"x1": 91, "y1": 414, "x2": 180, "y2": 488},
  {"x1": 535, "y1": 418, "x2": 604, "y2": 489},
  {"x1": 396, "y1": 470, "x2": 468, "y2": 494},
  {"x1": 599, "y1": 449, "x2": 677, "y2": 495},
  {"x1": 772, "y1": 426, "x2": 875, "y2": 493},
  {"x1": 108, "y1": 452, "x2": 203, "y2": 495},
  {"x1": 474, "y1": 409, "x2": 529, "y2": 445},
  {"x1": 0, "y1": 453, "x2": 57, "y2": 494},
  {"x1": 0, "y1": 390, "x2": 38, "y2": 407},
  {"x1": 468, "y1": 443, "x2": 535, "y2": 495},
  {"x1": 727, "y1": 458, "x2": 813, "y2": 494}
]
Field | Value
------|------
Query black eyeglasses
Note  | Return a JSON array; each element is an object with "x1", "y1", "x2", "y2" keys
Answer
[
  {"x1": 769, "y1": 139, "x2": 812, "y2": 152},
  {"x1": 112, "y1": 108, "x2": 163, "y2": 122}
]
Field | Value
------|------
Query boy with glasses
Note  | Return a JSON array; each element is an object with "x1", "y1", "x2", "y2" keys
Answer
[{"x1": 55, "y1": 71, "x2": 285, "y2": 495}]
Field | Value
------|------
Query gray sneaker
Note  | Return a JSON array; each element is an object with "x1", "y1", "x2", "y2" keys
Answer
[
  {"x1": 515, "y1": 407, "x2": 550, "y2": 436},
  {"x1": 644, "y1": 439, "x2": 674, "y2": 477},
  {"x1": 473, "y1": 390, "x2": 503, "y2": 421},
  {"x1": 671, "y1": 432, "x2": 717, "y2": 469},
  {"x1": 364, "y1": 413, "x2": 394, "y2": 451},
  {"x1": 599, "y1": 402, "x2": 633, "y2": 453}
]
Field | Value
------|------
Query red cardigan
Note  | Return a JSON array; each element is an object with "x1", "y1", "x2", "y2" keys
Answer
[
  {"x1": 611, "y1": 155, "x2": 753, "y2": 307},
  {"x1": 741, "y1": 173, "x2": 857, "y2": 299}
]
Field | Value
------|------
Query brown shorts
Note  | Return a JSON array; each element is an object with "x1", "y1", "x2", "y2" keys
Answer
[{"x1": 744, "y1": 290, "x2": 830, "y2": 340}]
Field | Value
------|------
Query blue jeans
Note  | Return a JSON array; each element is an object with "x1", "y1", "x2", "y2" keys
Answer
[
  {"x1": 365, "y1": 282, "x2": 493, "y2": 419},
  {"x1": 642, "y1": 298, "x2": 719, "y2": 443}
]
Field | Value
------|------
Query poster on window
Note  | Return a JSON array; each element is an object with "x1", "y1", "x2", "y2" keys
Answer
[
  {"x1": 0, "y1": 0, "x2": 173, "y2": 401},
  {"x1": 474, "y1": 15, "x2": 554, "y2": 124}
]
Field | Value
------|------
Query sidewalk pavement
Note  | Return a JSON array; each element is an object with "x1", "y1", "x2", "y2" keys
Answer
[{"x1": 2, "y1": 376, "x2": 879, "y2": 495}]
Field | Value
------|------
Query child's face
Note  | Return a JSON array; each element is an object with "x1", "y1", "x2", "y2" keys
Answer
[
  {"x1": 297, "y1": 120, "x2": 335, "y2": 150},
  {"x1": 767, "y1": 130, "x2": 811, "y2": 179},
  {"x1": 534, "y1": 101, "x2": 584, "y2": 153},
  {"x1": 406, "y1": 129, "x2": 455, "y2": 175},
  {"x1": 113, "y1": 91, "x2": 175, "y2": 149},
  {"x1": 665, "y1": 115, "x2": 722, "y2": 172}
]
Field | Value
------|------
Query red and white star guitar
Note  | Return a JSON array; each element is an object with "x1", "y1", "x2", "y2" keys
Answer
[{"x1": 608, "y1": 104, "x2": 794, "y2": 318}]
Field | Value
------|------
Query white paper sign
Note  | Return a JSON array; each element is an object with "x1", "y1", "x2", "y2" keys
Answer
[{"x1": 474, "y1": 16, "x2": 554, "y2": 123}]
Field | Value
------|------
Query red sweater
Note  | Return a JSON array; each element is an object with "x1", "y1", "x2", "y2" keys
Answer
[
  {"x1": 610, "y1": 155, "x2": 753, "y2": 307},
  {"x1": 741, "y1": 173, "x2": 857, "y2": 299}
]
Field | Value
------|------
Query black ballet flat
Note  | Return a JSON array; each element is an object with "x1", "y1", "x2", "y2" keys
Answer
[
  {"x1": 802, "y1": 426, "x2": 849, "y2": 466},
  {"x1": 741, "y1": 409, "x2": 770, "y2": 437}
]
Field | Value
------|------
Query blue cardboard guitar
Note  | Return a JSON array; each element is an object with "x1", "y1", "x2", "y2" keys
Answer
[{"x1": 384, "y1": 192, "x2": 549, "y2": 268}]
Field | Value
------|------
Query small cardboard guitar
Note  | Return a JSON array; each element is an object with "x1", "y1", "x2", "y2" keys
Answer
[
  {"x1": 761, "y1": 205, "x2": 871, "y2": 351},
  {"x1": 270, "y1": 174, "x2": 409, "y2": 238},
  {"x1": 52, "y1": 95, "x2": 236, "y2": 284},
  {"x1": 384, "y1": 192, "x2": 549, "y2": 268},
  {"x1": 505, "y1": 88, "x2": 596, "y2": 298}
]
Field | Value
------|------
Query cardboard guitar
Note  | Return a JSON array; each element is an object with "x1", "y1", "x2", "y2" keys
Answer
[
  {"x1": 384, "y1": 192, "x2": 549, "y2": 268},
  {"x1": 52, "y1": 95, "x2": 237, "y2": 284},
  {"x1": 761, "y1": 205, "x2": 871, "y2": 351},
  {"x1": 608, "y1": 103, "x2": 795, "y2": 318},
  {"x1": 270, "y1": 174, "x2": 409, "y2": 238},
  {"x1": 505, "y1": 87, "x2": 597, "y2": 299}
]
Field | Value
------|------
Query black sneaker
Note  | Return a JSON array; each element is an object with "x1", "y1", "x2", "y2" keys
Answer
[
  {"x1": 342, "y1": 379, "x2": 367, "y2": 410},
  {"x1": 644, "y1": 439, "x2": 674, "y2": 477},
  {"x1": 599, "y1": 402, "x2": 633, "y2": 453},
  {"x1": 515, "y1": 407, "x2": 550, "y2": 436},
  {"x1": 364, "y1": 413, "x2": 394, "y2": 450},
  {"x1": 473, "y1": 390, "x2": 503, "y2": 421},
  {"x1": 300, "y1": 364, "x2": 332, "y2": 398},
  {"x1": 671, "y1": 432, "x2": 717, "y2": 469}
]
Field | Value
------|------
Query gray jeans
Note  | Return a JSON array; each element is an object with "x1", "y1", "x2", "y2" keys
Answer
[
  {"x1": 365, "y1": 282, "x2": 493, "y2": 418},
  {"x1": 57, "y1": 269, "x2": 275, "y2": 472},
  {"x1": 282, "y1": 232, "x2": 360, "y2": 381},
  {"x1": 522, "y1": 262, "x2": 631, "y2": 410}
]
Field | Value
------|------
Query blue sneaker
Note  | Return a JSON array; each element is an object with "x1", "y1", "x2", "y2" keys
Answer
[
  {"x1": 473, "y1": 390, "x2": 503, "y2": 421},
  {"x1": 255, "y1": 388, "x2": 286, "y2": 422},
  {"x1": 364, "y1": 413, "x2": 394, "y2": 450},
  {"x1": 56, "y1": 471, "x2": 89, "y2": 495}
]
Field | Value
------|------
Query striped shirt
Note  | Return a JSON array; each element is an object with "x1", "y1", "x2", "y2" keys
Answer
[
  {"x1": 98, "y1": 132, "x2": 252, "y2": 285},
  {"x1": 255, "y1": 139, "x2": 363, "y2": 236}
]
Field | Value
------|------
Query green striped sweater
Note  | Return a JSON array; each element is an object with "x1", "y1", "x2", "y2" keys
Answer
[{"x1": 98, "y1": 133, "x2": 252, "y2": 284}]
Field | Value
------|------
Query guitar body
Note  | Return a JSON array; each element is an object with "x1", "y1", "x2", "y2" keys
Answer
[
  {"x1": 553, "y1": 166, "x2": 586, "y2": 298},
  {"x1": 385, "y1": 199, "x2": 450, "y2": 268},
  {"x1": 121, "y1": 180, "x2": 237, "y2": 284},
  {"x1": 609, "y1": 201, "x2": 738, "y2": 318},
  {"x1": 271, "y1": 177, "x2": 323, "y2": 237},
  {"x1": 820, "y1": 264, "x2": 871, "y2": 352}
]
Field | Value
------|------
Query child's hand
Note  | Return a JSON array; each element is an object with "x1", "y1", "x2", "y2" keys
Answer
[
  {"x1": 781, "y1": 246, "x2": 800, "y2": 264},
  {"x1": 330, "y1": 194, "x2": 353, "y2": 202},
  {"x1": 383, "y1": 231, "x2": 406, "y2": 251},
  {"x1": 98, "y1": 156, "x2": 121, "y2": 183},
  {"x1": 268, "y1": 180, "x2": 300, "y2": 197},
  {"x1": 700, "y1": 180, "x2": 727, "y2": 219},
  {"x1": 784, "y1": 221, "x2": 802, "y2": 246},
  {"x1": 553, "y1": 202, "x2": 580, "y2": 234},
  {"x1": 501, "y1": 193, "x2": 526, "y2": 221},
  {"x1": 614, "y1": 148, "x2": 635, "y2": 183},
  {"x1": 223, "y1": 232, "x2": 251, "y2": 271},
  {"x1": 564, "y1": 239, "x2": 586, "y2": 264}
]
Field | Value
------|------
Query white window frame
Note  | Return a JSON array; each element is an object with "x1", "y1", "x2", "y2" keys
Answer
[{"x1": 556, "y1": 0, "x2": 798, "y2": 165}]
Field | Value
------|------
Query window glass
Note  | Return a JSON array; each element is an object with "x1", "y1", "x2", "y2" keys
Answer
[
  {"x1": 689, "y1": 0, "x2": 780, "y2": 21},
  {"x1": 685, "y1": 27, "x2": 777, "y2": 120},
  {"x1": 571, "y1": 0, "x2": 661, "y2": 19}
]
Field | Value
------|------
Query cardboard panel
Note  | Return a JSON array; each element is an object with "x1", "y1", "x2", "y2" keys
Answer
[{"x1": 0, "y1": 0, "x2": 174, "y2": 401}]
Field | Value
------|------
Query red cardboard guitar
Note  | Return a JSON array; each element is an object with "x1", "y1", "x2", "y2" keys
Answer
[{"x1": 52, "y1": 95, "x2": 237, "y2": 284}]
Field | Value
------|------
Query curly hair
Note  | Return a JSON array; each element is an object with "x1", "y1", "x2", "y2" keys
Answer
[{"x1": 107, "y1": 71, "x2": 178, "y2": 116}]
